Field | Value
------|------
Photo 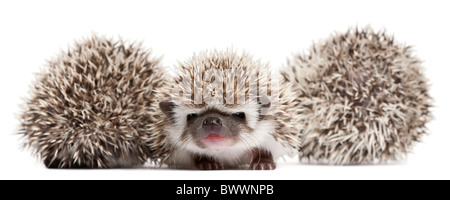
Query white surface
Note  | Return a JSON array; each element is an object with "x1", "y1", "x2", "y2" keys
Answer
[{"x1": 1, "y1": 0, "x2": 449, "y2": 180}]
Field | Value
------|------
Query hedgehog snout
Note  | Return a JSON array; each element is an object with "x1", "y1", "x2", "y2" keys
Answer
[
  {"x1": 200, "y1": 117, "x2": 226, "y2": 137},
  {"x1": 203, "y1": 117, "x2": 222, "y2": 128}
]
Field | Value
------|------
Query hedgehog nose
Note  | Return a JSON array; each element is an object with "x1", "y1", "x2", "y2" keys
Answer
[{"x1": 203, "y1": 117, "x2": 222, "y2": 127}]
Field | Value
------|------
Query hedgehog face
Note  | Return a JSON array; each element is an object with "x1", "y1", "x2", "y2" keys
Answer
[
  {"x1": 183, "y1": 108, "x2": 248, "y2": 148},
  {"x1": 160, "y1": 100, "x2": 276, "y2": 163},
  {"x1": 160, "y1": 101, "x2": 267, "y2": 152}
]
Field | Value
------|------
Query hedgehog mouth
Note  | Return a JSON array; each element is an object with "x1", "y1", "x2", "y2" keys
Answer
[
  {"x1": 201, "y1": 133, "x2": 233, "y2": 146},
  {"x1": 204, "y1": 133, "x2": 226, "y2": 140}
]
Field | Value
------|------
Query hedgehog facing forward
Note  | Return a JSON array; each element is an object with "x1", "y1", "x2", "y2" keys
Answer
[
  {"x1": 281, "y1": 27, "x2": 432, "y2": 165},
  {"x1": 19, "y1": 36, "x2": 167, "y2": 168},
  {"x1": 146, "y1": 50, "x2": 299, "y2": 170}
]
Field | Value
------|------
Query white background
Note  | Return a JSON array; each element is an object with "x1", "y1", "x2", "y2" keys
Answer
[{"x1": 1, "y1": 0, "x2": 449, "y2": 180}]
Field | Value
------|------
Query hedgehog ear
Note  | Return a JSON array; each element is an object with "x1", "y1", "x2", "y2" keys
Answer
[
  {"x1": 258, "y1": 95, "x2": 271, "y2": 117},
  {"x1": 159, "y1": 100, "x2": 176, "y2": 118},
  {"x1": 258, "y1": 95, "x2": 271, "y2": 109}
]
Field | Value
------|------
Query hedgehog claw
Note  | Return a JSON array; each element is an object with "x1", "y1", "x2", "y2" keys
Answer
[
  {"x1": 197, "y1": 161, "x2": 224, "y2": 170},
  {"x1": 250, "y1": 148, "x2": 276, "y2": 170},
  {"x1": 194, "y1": 156, "x2": 224, "y2": 170},
  {"x1": 250, "y1": 162, "x2": 276, "y2": 170}
]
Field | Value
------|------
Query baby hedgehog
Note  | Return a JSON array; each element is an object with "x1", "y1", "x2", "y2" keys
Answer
[
  {"x1": 145, "y1": 50, "x2": 299, "y2": 170},
  {"x1": 281, "y1": 27, "x2": 432, "y2": 164},
  {"x1": 19, "y1": 35, "x2": 166, "y2": 168}
]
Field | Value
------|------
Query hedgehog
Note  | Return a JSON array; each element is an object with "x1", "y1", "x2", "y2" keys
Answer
[
  {"x1": 19, "y1": 35, "x2": 167, "y2": 168},
  {"x1": 281, "y1": 26, "x2": 433, "y2": 165},
  {"x1": 145, "y1": 50, "x2": 299, "y2": 170}
]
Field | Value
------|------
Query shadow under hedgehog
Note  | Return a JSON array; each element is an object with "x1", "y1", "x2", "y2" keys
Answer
[{"x1": 145, "y1": 50, "x2": 299, "y2": 170}]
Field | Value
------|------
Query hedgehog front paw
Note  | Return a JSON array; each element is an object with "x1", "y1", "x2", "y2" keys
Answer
[
  {"x1": 250, "y1": 162, "x2": 276, "y2": 170},
  {"x1": 250, "y1": 148, "x2": 276, "y2": 170},
  {"x1": 194, "y1": 156, "x2": 224, "y2": 170},
  {"x1": 196, "y1": 161, "x2": 224, "y2": 170}
]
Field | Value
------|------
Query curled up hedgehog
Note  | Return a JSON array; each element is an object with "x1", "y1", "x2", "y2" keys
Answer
[
  {"x1": 19, "y1": 36, "x2": 167, "y2": 168},
  {"x1": 281, "y1": 27, "x2": 433, "y2": 165},
  {"x1": 145, "y1": 50, "x2": 300, "y2": 170}
]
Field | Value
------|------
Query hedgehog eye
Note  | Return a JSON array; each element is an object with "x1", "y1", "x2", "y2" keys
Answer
[
  {"x1": 187, "y1": 113, "x2": 198, "y2": 121},
  {"x1": 233, "y1": 112, "x2": 246, "y2": 119}
]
